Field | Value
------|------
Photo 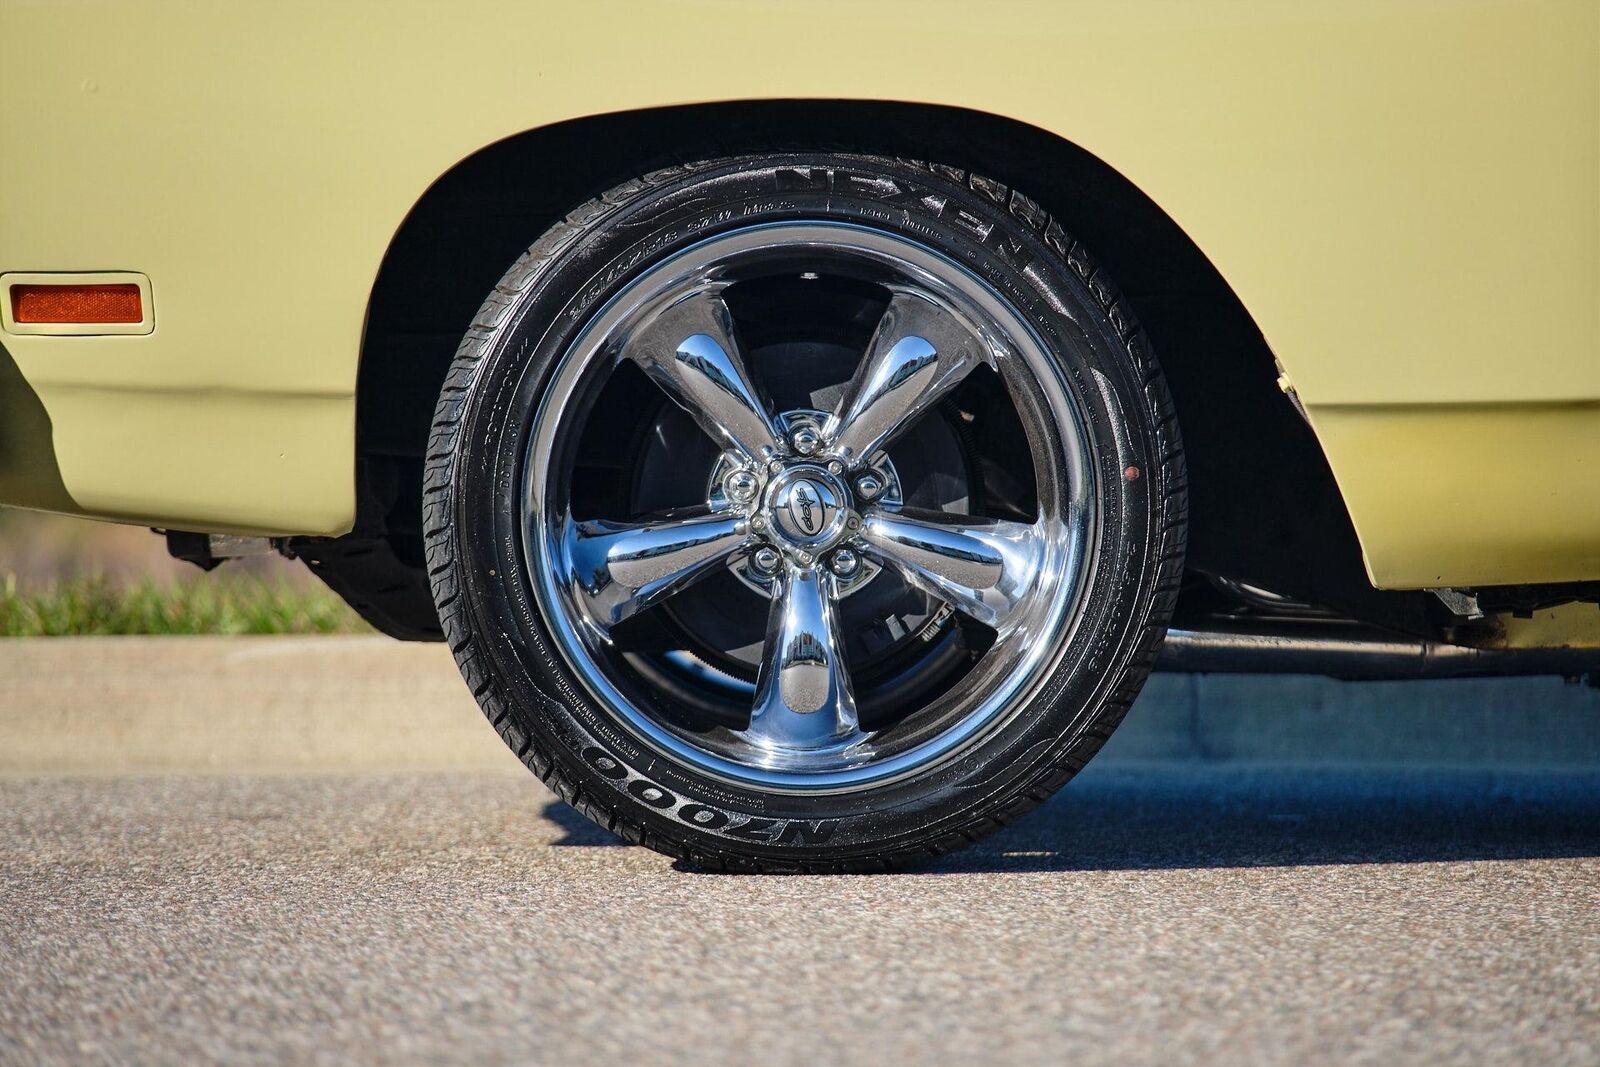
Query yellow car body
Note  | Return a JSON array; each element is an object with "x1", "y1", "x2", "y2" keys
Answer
[{"x1": 1, "y1": 0, "x2": 1596, "y2": 594}]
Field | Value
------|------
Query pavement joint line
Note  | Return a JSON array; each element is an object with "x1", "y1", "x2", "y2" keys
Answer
[{"x1": 1, "y1": 636, "x2": 1597, "y2": 776}]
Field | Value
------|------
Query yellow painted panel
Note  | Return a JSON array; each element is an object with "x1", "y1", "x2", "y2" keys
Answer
[
  {"x1": 1308, "y1": 402, "x2": 1600, "y2": 588},
  {"x1": 1491, "y1": 602, "x2": 1600, "y2": 651},
  {"x1": 0, "y1": 1, "x2": 1596, "y2": 574},
  {"x1": 29, "y1": 385, "x2": 353, "y2": 537}
]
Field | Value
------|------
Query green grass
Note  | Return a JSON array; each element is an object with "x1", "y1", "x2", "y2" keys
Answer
[{"x1": 0, "y1": 573, "x2": 370, "y2": 636}]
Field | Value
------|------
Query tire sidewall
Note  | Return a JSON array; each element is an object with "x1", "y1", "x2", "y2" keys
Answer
[{"x1": 446, "y1": 155, "x2": 1173, "y2": 865}]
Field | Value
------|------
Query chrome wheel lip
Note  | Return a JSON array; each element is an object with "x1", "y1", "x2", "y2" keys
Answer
[{"x1": 524, "y1": 220, "x2": 1097, "y2": 793}]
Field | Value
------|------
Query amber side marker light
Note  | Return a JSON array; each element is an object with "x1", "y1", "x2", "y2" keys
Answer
[
  {"x1": 11, "y1": 283, "x2": 143, "y2": 324},
  {"x1": 1, "y1": 271, "x2": 153, "y2": 335}
]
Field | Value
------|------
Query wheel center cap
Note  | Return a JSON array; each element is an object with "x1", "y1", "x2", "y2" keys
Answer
[{"x1": 765, "y1": 466, "x2": 848, "y2": 548}]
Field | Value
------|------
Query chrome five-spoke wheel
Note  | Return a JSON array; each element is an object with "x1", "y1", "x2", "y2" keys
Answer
[
  {"x1": 527, "y1": 222, "x2": 1092, "y2": 787},
  {"x1": 429, "y1": 155, "x2": 1183, "y2": 869}
]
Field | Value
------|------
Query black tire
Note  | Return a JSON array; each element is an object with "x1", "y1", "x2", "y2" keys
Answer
[{"x1": 424, "y1": 154, "x2": 1186, "y2": 872}]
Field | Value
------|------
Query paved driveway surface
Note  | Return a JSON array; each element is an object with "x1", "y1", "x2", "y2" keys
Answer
[{"x1": 3, "y1": 765, "x2": 1596, "y2": 1066}]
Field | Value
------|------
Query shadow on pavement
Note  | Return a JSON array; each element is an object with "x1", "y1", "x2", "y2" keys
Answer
[
  {"x1": 543, "y1": 799, "x2": 631, "y2": 846},
  {"x1": 540, "y1": 765, "x2": 1600, "y2": 873},
  {"x1": 924, "y1": 767, "x2": 1600, "y2": 874}
]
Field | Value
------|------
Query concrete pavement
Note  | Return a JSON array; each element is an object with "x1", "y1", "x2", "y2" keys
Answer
[
  {"x1": 1, "y1": 637, "x2": 1598, "y2": 1065},
  {"x1": 2, "y1": 766, "x2": 1597, "y2": 1066},
  {"x1": 2, "y1": 636, "x2": 1599, "y2": 774}
]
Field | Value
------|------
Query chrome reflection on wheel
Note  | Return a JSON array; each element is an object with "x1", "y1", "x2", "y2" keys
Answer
[{"x1": 526, "y1": 222, "x2": 1093, "y2": 789}]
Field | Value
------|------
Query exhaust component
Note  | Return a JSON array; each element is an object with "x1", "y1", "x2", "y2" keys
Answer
[{"x1": 1157, "y1": 619, "x2": 1600, "y2": 680}]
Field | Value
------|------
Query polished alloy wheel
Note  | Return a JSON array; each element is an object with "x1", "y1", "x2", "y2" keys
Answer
[
  {"x1": 525, "y1": 222, "x2": 1094, "y2": 788},
  {"x1": 429, "y1": 154, "x2": 1183, "y2": 868}
]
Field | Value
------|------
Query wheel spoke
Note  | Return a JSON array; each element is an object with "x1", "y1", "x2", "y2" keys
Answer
[
  {"x1": 823, "y1": 289, "x2": 989, "y2": 465},
  {"x1": 625, "y1": 287, "x2": 783, "y2": 463},
  {"x1": 859, "y1": 507, "x2": 1046, "y2": 632},
  {"x1": 747, "y1": 563, "x2": 860, "y2": 751},
  {"x1": 564, "y1": 508, "x2": 750, "y2": 630}
]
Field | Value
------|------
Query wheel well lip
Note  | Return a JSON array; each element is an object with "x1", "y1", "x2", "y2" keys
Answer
[
  {"x1": 357, "y1": 96, "x2": 1250, "y2": 377},
  {"x1": 352, "y1": 98, "x2": 1409, "y2": 630}
]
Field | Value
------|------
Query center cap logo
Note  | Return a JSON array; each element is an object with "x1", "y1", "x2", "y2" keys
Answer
[
  {"x1": 768, "y1": 471, "x2": 844, "y2": 546},
  {"x1": 787, "y1": 479, "x2": 827, "y2": 537}
]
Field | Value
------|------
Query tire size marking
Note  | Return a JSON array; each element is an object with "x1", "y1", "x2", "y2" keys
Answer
[{"x1": 582, "y1": 746, "x2": 837, "y2": 845}]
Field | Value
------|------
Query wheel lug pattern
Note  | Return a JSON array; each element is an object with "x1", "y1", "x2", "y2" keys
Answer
[{"x1": 724, "y1": 469, "x2": 758, "y2": 503}]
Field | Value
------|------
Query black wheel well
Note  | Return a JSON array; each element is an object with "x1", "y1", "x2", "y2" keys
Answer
[{"x1": 347, "y1": 99, "x2": 1429, "y2": 637}]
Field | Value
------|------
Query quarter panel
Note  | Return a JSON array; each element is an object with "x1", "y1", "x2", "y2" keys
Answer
[
  {"x1": 1308, "y1": 402, "x2": 1600, "y2": 588},
  {"x1": 0, "y1": 0, "x2": 1595, "y2": 580}
]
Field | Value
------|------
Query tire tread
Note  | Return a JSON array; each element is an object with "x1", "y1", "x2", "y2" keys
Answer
[{"x1": 423, "y1": 158, "x2": 1187, "y2": 872}]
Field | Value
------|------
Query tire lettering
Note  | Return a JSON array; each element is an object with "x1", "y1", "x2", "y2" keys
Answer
[
  {"x1": 775, "y1": 167, "x2": 951, "y2": 219},
  {"x1": 725, "y1": 816, "x2": 779, "y2": 841},
  {"x1": 775, "y1": 820, "x2": 837, "y2": 845},
  {"x1": 775, "y1": 167, "x2": 830, "y2": 192},
  {"x1": 628, "y1": 779, "x2": 676, "y2": 808},
  {"x1": 581, "y1": 746, "x2": 839, "y2": 844},
  {"x1": 986, "y1": 230, "x2": 1035, "y2": 272},
  {"x1": 677, "y1": 803, "x2": 730, "y2": 830},
  {"x1": 581, "y1": 745, "x2": 627, "y2": 780},
  {"x1": 948, "y1": 208, "x2": 993, "y2": 242}
]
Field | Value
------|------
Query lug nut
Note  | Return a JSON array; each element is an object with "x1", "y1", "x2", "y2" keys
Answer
[
  {"x1": 829, "y1": 548, "x2": 860, "y2": 578},
  {"x1": 790, "y1": 425, "x2": 821, "y2": 456},
  {"x1": 723, "y1": 469, "x2": 758, "y2": 503},
  {"x1": 751, "y1": 546, "x2": 781, "y2": 574},
  {"x1": 854, "y1": 472, "x2": 884, "y2": 500}
]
